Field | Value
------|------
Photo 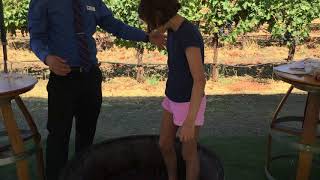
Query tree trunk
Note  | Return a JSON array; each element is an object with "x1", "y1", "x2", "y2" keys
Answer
[
  {"x1": 287, "y1": 40, "x2": 296, "y2": 61},
  {"x1": 136, "y1": 47, "x2": 144, "y2": 83},
  {"x1": 212, "y1": 33, "x2": 219, "y2": 81}
]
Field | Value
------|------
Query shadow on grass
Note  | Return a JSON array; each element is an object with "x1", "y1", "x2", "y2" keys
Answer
[
  {"x1": 0, "y1": 93, "x2": 315, "y2": 180},
  {"x1": 0, "y1": 93, "x2": 308, "y2": 138},
  {"x1": 201, "y1": 136, "x2": 320, "y2": 180}
]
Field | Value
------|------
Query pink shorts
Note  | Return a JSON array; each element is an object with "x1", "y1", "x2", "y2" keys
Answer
[{"x1": 161, "y1": 96, "x2": 206, "y2": 126}]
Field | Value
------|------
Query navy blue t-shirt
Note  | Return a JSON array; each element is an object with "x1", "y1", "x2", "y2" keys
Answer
[{"x1": 165, "y1": 20, "x2": 205, "y2": 102}]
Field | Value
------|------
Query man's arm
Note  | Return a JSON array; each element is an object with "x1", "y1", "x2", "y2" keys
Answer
[
  {"x1": 96, "y1": 0, "x2": 148, "y2": 42},
  {"x1": 28, "y1": 0, "x2": 71, "y2": 76},
  {"x1": 28, "y1": 0, "x2": 49, "y2": 63}
]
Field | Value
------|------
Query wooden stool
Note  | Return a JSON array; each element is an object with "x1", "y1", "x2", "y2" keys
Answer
[
  {"x1": 265, "y1": 72, "x2": 320, "y2": 180},
  {"x1": 0, "y1": 73, "x2": 45, "y2": 180}
]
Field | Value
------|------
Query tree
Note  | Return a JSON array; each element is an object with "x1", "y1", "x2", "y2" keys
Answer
[
  {"x1": 202, "y1": 0, "x2": 268, "y2": 81},
  {"x1": 231, "y1": 0, "x2": 269, "y2": 42},
  {"x1": 3, "y1": 0, "x2": 29, "y2": 35},
  {"x1": 265, "y1": 0, "x2": 320, "y2": 61},
  {"x1": 106, "y1": 0, "x2": 153, "y2": 83},
  {"x1": 202, "y1": 0, "x2": 239, "y2": 81},
  {"x1": 179, "y1": 0, "x2": 204, "y2": 26}
]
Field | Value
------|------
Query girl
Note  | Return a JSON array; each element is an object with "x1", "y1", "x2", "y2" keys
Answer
[{"x1": 138, "y1": 0, "x2": 206, "y2": 180}]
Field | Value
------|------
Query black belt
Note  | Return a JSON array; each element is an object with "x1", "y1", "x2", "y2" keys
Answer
[
  {"x1": 70, "y1": 63, "x2": 101, "y2": 73},
  {"x1": 70, "y1": 66, "x2": 85, "y2": 73}
]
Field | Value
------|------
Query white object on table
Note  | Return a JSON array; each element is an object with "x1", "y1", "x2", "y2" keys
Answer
[{"x1": 274, "y1": 58, "x2": 320, "y2": 75}]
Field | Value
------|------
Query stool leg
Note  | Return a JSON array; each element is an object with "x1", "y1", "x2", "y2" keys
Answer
[
  {"x1": 296, "y1": 93, "x2": 320, "y2": 180},
  {"x1": 1, "y1": 102, "x2": 30, "y2": 180},
  {"x1": 15, "y1": 96, "x2": 45, "y2": 180},
  {"x1": 266, "y1": 135, "x2": 272, "y2": 170}
]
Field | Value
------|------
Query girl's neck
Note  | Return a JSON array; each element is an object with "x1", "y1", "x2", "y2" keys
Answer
[{"x1": 165, "y1": 14, "x2": 185, "y2": 32}]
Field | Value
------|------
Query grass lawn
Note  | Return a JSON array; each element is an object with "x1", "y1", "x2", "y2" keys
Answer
[{"x1": 201, "y1": 136, "x2": 320, "y2": 180}]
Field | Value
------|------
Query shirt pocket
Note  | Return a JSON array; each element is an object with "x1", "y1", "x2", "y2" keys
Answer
[{"x1": 84, "y1": 4, "x2": 97, "y2": 28}]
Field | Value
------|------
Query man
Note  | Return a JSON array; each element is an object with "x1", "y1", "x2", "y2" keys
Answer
[{"x1": 28, "y1": 0, "x2": 165, "y2": 179}]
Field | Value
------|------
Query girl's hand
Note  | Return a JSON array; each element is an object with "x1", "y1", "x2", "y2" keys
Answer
[
  {"x1": 148, "y1": 31, "x2": 167, "y2": 50},
  {"x1": 179, "y1": 121, "x2": 195, "y2": 143}
]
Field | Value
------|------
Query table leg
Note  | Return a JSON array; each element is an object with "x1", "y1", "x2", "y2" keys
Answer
[
  {"x1": 15, "y1": 96, "x2": 45, "y2": 180},
  {"x1": 1, "y1": 101, "x2": 30, "y2": 180},
  {"x1": 296, "y1": 93, "x2": 320, "y2": 180}
]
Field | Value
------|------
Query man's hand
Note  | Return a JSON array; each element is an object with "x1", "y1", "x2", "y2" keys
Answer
[
  {"x1": 45, "y1": 55, "x2": 71, "y2": 76},
  {"x1": 149, "y1": 31, "x2": 166, "y2": 50},
  {"x1": 178, "y1": 121, "x2": 195, "y2": 143}
]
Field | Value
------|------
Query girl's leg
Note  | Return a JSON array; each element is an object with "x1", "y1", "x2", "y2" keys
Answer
[
  {"x1": 159, "y1": 110, "x2": 179, "y2": 180},
  {"x1": 182, "y1": 127, "x2": 200, "y2": 180}
]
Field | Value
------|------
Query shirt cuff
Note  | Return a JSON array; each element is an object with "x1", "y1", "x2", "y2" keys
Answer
[
  {"x1": 39, "y1": 51, "x2": 49, "y2": 64},
  {"x1": 144, "y1": 33, "x2": 149, "y2": 43}
]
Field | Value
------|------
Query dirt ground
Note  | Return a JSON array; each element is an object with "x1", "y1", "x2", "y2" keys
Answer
[{"x1": 1, "y1": 39, "x2": 320, "y2": 69}]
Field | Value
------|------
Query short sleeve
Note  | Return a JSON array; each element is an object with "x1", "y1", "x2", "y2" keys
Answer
[{"x1": 179, "y1": 24, "x2": 202, "y2": 51}]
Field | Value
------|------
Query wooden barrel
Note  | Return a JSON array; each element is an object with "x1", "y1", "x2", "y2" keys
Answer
[{"x1": 61, "y1": 135, "x2": 224, "y2": 180}]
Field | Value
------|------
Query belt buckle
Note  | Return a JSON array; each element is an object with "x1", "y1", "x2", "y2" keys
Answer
[{"x1": 76, "y1": 32, "x2": 85, "y2": 36}]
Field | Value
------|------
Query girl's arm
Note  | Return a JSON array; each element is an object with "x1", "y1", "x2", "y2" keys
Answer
[{"x1": 179, "y1": 47, "x2": 206, "y2": 142}]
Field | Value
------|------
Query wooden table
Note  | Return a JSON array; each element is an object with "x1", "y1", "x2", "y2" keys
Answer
[
  {"x1": 0, "y1": 73, "x2": 44, "y2": 180},
  {"x1": 274, "y1": 70, "x2": 320, "y2": 180}
]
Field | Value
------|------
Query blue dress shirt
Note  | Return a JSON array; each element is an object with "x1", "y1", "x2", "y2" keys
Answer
[{"x1": 28, "y1": 0, "x2": 147, "y2": 66}]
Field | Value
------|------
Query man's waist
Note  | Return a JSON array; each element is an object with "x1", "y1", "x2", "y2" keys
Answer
[
  {"x1": 70, "y1": 63, "x2": 100, "y2": 72},
  {"x1": 50, "y1": 64, "x2": 101, "y2": 79}
]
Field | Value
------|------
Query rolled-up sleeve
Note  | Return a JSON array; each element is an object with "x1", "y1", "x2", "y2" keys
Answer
[
  {"x1": 96, "y1": 0, "x2": 148, "y2": 42},
  {"x1": 28, "y1": 0, "x2": 49, "y2": 62}
]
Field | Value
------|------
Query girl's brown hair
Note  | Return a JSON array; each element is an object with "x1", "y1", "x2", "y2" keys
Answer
[{"x1": 138, "y1": 0, "x2": 181, "y2": 32}]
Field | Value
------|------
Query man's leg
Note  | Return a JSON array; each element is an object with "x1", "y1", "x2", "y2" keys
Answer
[
  {"x1": 74, "y1": 68, "x2": 102, "y2": 154},
  {"x1": 46, "y1": 76, "x2": 74, "y2": 180}
]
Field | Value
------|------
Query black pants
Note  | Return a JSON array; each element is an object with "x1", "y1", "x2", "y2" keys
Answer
[{"x1": 46, "y1": 67, "x2": 102, "y2": 180}]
